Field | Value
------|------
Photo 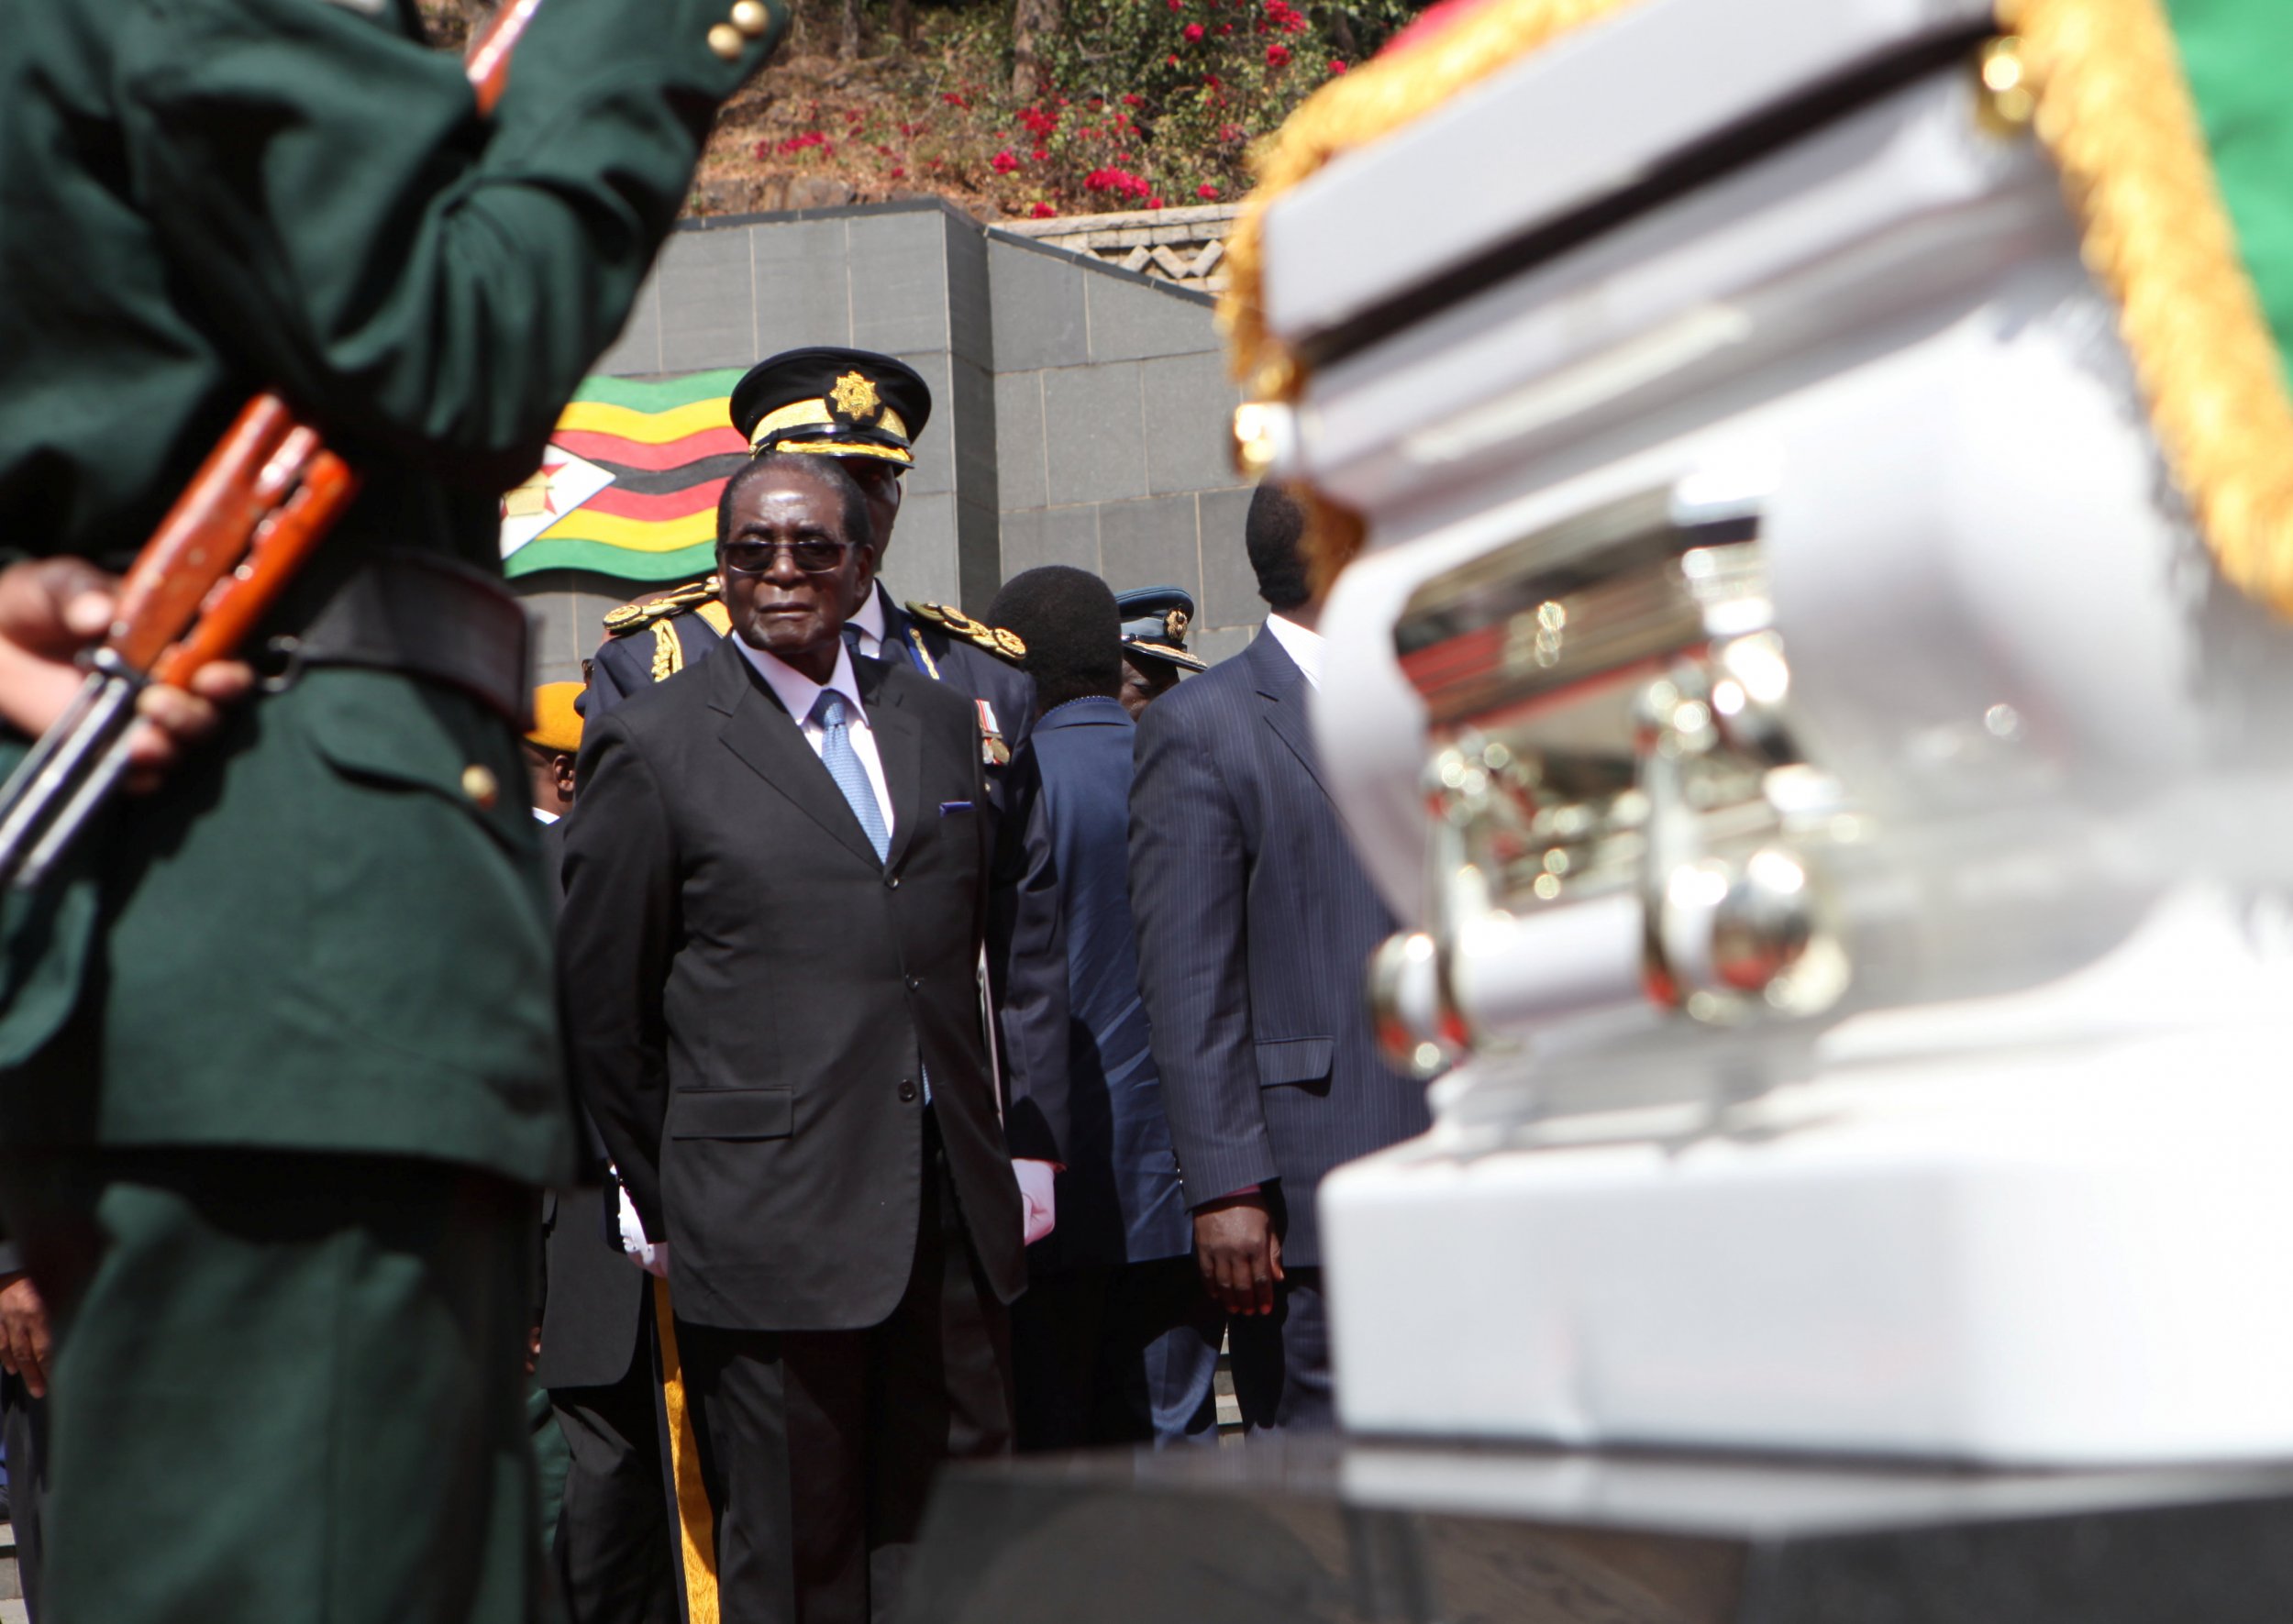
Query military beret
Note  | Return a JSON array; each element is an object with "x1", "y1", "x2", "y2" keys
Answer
[
  {"x1": 526, "y1": 681, "x2": 585, "y2": 754},
  {"x1": 729, "y1": 348, "x2": 932, "y2": 468},
  {"x1": 1115, "y1": 585, "x2": 1207, "y2": 673}
]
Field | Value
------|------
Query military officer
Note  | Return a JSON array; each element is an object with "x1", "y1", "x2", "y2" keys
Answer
[
  {"x1": 586, "y1": 348, "x2": 1036, "y2": 787},
  {"x1": 0, "y1": 1, "x2": 786, "y2": 1620},
  {"x1": 1114, "y1": 585, "x2": 1208, "y2": 719}
]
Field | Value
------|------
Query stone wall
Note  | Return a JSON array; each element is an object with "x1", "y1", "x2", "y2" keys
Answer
[{"x1": 515, "y1": 198, "x2": 1259, "y2": 686}]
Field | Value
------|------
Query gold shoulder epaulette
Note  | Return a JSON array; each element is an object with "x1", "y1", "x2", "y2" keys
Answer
[
  {"x1": 906, "y1": 600, "x2": 1026, "y2": 665},
  {"x1": 601, "y1": 577, "x2": 724, "y2": 640}
]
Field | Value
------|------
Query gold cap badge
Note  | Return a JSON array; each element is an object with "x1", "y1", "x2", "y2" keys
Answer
[{"x1": 830, "y1": 371, "x2": 883, "y2": 424}]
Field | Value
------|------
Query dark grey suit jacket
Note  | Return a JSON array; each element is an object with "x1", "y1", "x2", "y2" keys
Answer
[
  {"x1": 559, "y1": 638, "x2": 1026, "y2": 1331},
  {"x1": 1128, "y1": 630, "x2": 1431, "y2": 1268}
]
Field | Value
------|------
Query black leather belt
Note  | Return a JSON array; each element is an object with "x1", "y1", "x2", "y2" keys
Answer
[{"x1": 261, "y1": 549, "x2": 531, "y2": 727}]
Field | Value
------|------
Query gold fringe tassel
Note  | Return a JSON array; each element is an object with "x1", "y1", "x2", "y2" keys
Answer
[
  {"x1": 2010, "y1": 0, "x2": 2293, "y2": 614},
  {"x1": 654, "y1": 1276, "x2": 722, "y2": 1624}
]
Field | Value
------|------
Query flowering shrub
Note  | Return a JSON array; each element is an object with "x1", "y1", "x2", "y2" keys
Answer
[{"x1": 858, "y1": 0, "x2": 1423, "y2": 220}]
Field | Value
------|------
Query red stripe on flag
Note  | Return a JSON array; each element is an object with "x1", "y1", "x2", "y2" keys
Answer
[
  {"x1": 555, "y1": 426, "x2": 748, "y2": 471},
  {"x1": 580, "y1": 480, "x2": 732, "y2": 523}
]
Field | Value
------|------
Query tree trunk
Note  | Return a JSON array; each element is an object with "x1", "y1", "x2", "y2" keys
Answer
[
  {"x1": 1011, "y1": 0, "x2": 1060, "y2": 100},
  {"x1": 840, "y1": 0, "x2": 862, "y2": 60},
  {"x1": 891, "y1": 0, "x2": 914, "y2": 50}
]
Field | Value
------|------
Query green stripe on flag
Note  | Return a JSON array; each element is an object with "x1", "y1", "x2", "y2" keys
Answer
[
  {"x1": 504, "y1": 536, "x2": 717, "y2": 583},
  {"x1": 2172, "y1": 0, "x2": 2293, "y2": 395},
  {"x1": 569, "y1": 368, "x2": 750, "y2": 412}
]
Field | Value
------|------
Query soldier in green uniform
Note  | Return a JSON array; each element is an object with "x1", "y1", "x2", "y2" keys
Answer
[{"x1": 0, "y1": 0, "x2": 786, "y2": 1618}]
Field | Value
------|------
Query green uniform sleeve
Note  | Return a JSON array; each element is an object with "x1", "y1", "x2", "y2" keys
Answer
[{"x1": 114, "y1": 0, "x2": 784, "y2": 488}]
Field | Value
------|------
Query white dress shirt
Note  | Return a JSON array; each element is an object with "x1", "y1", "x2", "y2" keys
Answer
[
  {"x1": 846, "y1": 584, "x2": 890, "y2": 662},
  {"x1": 735, "y1": 635, "x2": 895, "y2": 843},
  {"x1": 1263, "y1": 613, "x2": 1324, "y2": 690}
]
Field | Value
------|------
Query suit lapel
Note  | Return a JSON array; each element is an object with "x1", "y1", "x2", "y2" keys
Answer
[
  {"x1": 709, "y1": 640, "x2": 883, "y2": 868},
  {"x1": 1249, "y1": 633, "x2": 1331, "y2": 800},
  {"x1": 865, "y1": 661, "x2": 929, "y2": 872}
]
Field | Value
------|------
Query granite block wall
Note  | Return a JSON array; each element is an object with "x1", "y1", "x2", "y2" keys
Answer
[{"x1": 517, "y1": 200, "x2": 1259, "y2": 686}]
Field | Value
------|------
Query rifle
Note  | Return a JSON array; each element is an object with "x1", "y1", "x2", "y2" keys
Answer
[{"x1": 0, "y1": 0, "x2": 548, "y2": 891}]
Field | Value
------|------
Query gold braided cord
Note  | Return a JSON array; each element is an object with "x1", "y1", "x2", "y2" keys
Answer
[
  {"x1": 2011, "y1": 0, "x2": 2293, "y2": 614},
  {"x1": 1218, "y1": 0, "x2": 1643, "y2": 392}
]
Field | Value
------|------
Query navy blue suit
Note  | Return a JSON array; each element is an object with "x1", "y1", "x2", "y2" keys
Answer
[
  {"x1": 1128, "y1": 629, "x2": 1432, "y2": 1429},
  {"x1": 992, "y1": 697, "x2": 1217, "y2": 1449}
]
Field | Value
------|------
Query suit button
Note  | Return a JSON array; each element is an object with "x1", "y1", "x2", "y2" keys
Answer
[
  {"x1": 905, "y1": 975, "x2": 920, "y2": 990},
  {"x1": 897, "y1": 1079, "x2": 918, "y2": 1103},
  {"x1": 886, "y1": 875, "x2": 901, "y2": 889}
]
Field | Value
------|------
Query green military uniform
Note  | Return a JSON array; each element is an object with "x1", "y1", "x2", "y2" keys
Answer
[{"x1": 0, "y1": 0, "x2": 785, "y2": 1618}]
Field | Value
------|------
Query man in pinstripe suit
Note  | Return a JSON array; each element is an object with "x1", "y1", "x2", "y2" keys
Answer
[{"x1": 1128, "y1": 484, "x2": 1434, "y2": 1431}]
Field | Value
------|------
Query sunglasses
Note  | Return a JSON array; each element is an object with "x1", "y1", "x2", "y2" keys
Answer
[{"x1": 721, "y1": 538, "x2": 854, "y2": 577}]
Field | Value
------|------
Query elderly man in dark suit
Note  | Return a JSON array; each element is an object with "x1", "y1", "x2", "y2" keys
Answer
[
  {"x1": 1128, "y1": 484, "x2": 1434, "y2": 1433},
  {"x1": 987, "y1": 568, "x2": 1218, "y2": 1451},
  {"x1": 559, "y1": 449, "x2": 1030, "y2": 1624}
]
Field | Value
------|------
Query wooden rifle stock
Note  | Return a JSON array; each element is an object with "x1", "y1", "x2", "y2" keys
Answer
[{"x1": 0, "y1": 0, "x2": 546, "y2": 889}]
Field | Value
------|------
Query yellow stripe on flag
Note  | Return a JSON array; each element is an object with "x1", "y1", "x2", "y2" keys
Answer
[
  {"x1": 537, "y1": 508, "x2": 718, "y2": 552},
  {"x1": 557, "y1": 396, "x2": 736, "y2": 445}
]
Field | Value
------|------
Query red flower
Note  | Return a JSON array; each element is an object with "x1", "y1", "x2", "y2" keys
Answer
[
  {"x1": 1146, "y1": 195, "x2": 1166, "y2": 210},
  {"x1": 1202, "y1": 73, "x2": 1221, "y2": 87},
  {"x1": 1120, "y1": 93, "x2": 1144, "y2": 107},
  {"x1": 1031, "y1": 202, "x2": 1058, "y2": 218},
  {"x1": 1167, "y1": 53, "x2": 1180, "y2": 65},
  {"x1": 1032, "y1": 146, "x2": 1048, "y2": 160},
  {"x1": 845, "y1": 108, "x2": 864, "y2": 124},
  {"x1": 991, "y1": 149, "x2": 1018, "y2": 174},
  {"x1": 1217, "y1": 122, "x2": 1243, "y2": 141},
  {"x1": 1328, "y1": 57, "x2": 1347, "y2": 73},
  {"x1": 942, "y1": 91, "x2": 969, "y2": 107},
  {"x1": 1218, "y1": 21, "x2": 1233, "y2": 31},
  {"x1": 890, "y1": 166, "x2": 906, "y2": 180},
  {"x1": 1183, "y1": 21, "x2": 1204, "y2": 40},
  {"x1": 1197, "y1": 182, "x2": 1221, "y2": 200},
  {"x1": 1266, "y1": 42, "x2": 1291, "y2": 65}
]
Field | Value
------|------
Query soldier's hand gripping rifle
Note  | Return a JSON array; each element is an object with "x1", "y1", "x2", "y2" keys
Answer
[{"x1": 0, "y1": 0, "x2": 547, "y2": 892}]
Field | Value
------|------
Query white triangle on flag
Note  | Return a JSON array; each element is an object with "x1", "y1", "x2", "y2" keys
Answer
[{"x1": 500, "y1": 443, "x2": 616, "y2": 560}]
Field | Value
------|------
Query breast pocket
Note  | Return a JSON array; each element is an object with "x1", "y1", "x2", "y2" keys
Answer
[
  {"x1": 668, "y1": 1087, "x2": 795, "y2": 1140},
  {"x1": 1255, "y1": 1036, "x2": 1334, "y2": 1088}
]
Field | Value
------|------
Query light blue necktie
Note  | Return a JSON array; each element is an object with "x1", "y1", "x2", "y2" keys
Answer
[
  {"x1": 809, "y1": 689, "x2": 889, "y2": 862},
  {"x1": 811, "y1": 687, "x2": 925, "y2": 1101}
]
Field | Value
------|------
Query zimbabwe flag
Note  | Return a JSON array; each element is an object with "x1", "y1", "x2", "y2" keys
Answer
[{"x1": 500, "y1": 367, "x2": 748, "y2": 582}]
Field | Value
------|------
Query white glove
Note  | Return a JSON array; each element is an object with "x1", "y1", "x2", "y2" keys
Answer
[
  {"x1": 1014, "y1": 1158, "x2": 1057, "y2": 1246},
  {"x1": 617, "y1": 1182, "x2": 670, "y2": 1278}
]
